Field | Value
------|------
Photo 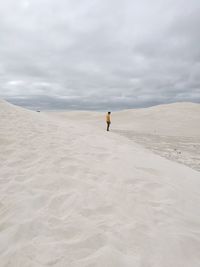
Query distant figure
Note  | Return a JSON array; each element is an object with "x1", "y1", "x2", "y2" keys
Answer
[{"x1": 106, "y1": 111, "x2": 111, "y2": 131}]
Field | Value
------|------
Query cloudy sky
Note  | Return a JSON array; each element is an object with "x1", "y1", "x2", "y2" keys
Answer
[{"x1": 0, "y1": 0, "x2": 200, "y2": 110}]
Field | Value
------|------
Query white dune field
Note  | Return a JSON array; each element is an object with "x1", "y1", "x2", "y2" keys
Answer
[{"x1": 0, "y1": 99, "x2": 200, "y2": 267}]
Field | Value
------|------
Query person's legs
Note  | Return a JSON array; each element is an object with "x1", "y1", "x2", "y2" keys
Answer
[{"x1": 107, "y1": 122, "x2": 110, "y2": 131}]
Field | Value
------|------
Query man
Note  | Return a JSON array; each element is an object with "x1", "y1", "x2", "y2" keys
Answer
[{"x1": 106, "y1": 111, "x2": 111, "y2": 131}]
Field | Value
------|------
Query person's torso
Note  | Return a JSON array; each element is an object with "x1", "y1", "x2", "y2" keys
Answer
[{"x1": 106, "y1": 114, "x2": 111, "y2": 122}]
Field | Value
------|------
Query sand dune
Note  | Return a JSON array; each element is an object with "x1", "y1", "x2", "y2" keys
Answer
[
  {"x1": 46, "y1": 102, "x2": 200, "y2": 171},
  {"x1": 112, "y1": 103, "x2": 200, "y2": 171},
  {"x1": 0, "y1": 100, "x2": 200, "y2": 267},
  {"x1": 114, "y1": 102, "x2": 200, "y2": 137},
  {"x1": 47, "y1": 102, "x2": 200, "y2": 137}
]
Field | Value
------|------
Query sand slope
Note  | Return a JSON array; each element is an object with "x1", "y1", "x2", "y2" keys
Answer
[
  {"x1": 112, "y1": 103, "x2": 200, "y2": 171},
  {"x1": 113, "y1": 102, "x2": 200, "y2": 137},
  {"x1": 46, "y1": 103, "x2": 200, "y2": 171},
  {"x1": 0, "y1": 100, "x2": 200, "y2": 267}
]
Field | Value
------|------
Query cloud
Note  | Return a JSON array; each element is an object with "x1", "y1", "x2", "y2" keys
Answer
[{"x1": 0, "y1": 0, "x2": 200, "y2": 109}]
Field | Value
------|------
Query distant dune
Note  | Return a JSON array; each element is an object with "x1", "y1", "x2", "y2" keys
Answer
[
  {"x1": 47, "y1": 102, "x2": 200, "y2": 137},
  {"x1": 0, "y1": 100, "x2": 200, "y2": 267},
  {"x1": 112, "y1": 102, "x2": 200, "y2": 171},
  {"x1": 113, "y1": 102, "x2": 200, "y2": 137},
  {"x1": 45, "y1": 102, "x2": 200, "y2": 171}
]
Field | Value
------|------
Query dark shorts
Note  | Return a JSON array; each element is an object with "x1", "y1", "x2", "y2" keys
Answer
[{"x1": 106, "y1": 122, "x2": 111, "y2": 131}]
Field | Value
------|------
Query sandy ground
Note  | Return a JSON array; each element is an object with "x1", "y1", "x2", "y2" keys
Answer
[
  {"x1": 112, "y1": 130, "x2": 200, "y2": 171},
  {"x1": 49, "y1": 102, "x2": 200, "y2": 171},
  {"x1": 111, "y1": 102, "x2": 200, "y2": 172},
  {"x1": 0, "y1": 100, "x2": 200, "y2": 267}
]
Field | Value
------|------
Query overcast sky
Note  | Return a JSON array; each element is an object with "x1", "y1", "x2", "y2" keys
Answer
[{"x1": 0, "y1": 0, "x2": 200, "y2": 110}]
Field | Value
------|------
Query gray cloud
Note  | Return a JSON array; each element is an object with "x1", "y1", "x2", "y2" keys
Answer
[{"x1": 0, "y1": 0, "x2": 200, "y2": 110}]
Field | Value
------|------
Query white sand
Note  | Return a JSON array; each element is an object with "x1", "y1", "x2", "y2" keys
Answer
[
  {"x1": 0, "y1": 99, "x2": 200, "y2": 267},
  {"x1": 112, "y1": 103, "x2": 200, "y2": 171}
]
